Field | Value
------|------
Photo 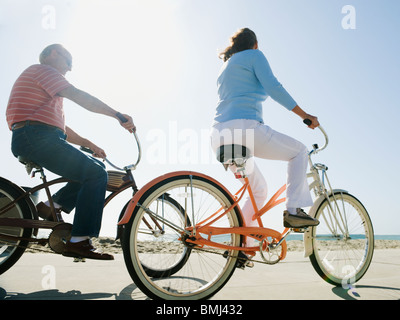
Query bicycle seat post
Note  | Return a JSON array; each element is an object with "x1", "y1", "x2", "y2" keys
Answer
[
  {"x1": 37, "y1": 169, "x2": 59, "y2": 221},
  {"x1": 215, "y1": 144, "x2": 251, "y2": 178},
  {"x1": 18, "y1": 156, "x2": 58, "y2": 221}
]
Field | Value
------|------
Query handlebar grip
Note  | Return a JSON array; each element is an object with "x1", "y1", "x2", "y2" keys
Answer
[
  {"x1": 303, "y1": 119, "x2": 312, "y2": 126},
  {"x1": 80, "y1": 146, "x2": 94, "y2": 154},
  {"x1": 116, "y1": 112, "x2": 128, "y2": 123}
]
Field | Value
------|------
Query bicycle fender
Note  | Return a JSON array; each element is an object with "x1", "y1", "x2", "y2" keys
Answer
[
  {"x1": 303, "y1": 189, "x2": 348, "y2": 258},
  {"x1": 0, "y1": 176, "x2": 38, "y2": 219},
  {"x1": 117, "y1": 171, "x2": 241, "y2": 226}
]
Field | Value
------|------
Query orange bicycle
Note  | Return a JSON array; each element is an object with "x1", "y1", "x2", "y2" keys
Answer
[{"x1": 120, "y1": 120, "x2": 374, "y2": 300}]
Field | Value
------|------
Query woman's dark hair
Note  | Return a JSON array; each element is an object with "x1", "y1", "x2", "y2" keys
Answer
[{"x1": 219, "y1": 28, "x2": 258, "y2": 62}]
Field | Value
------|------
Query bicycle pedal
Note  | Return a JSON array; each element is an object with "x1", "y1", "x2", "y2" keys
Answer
[
  {"x1": 236, "y1": 260, "x2": 254, "y2": 269},
  {"x1": 73, "y1": 257, "x2": 86, "y2": 263}
]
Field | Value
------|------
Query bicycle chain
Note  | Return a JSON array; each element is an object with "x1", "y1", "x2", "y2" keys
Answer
[{"x1": 190, "y1": 246, "x2": 281, "y2": 266}]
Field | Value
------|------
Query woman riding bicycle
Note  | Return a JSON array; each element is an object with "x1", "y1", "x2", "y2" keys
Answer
[{"x1": 210, "y1": 28, "x2": 320, "y2": 242}]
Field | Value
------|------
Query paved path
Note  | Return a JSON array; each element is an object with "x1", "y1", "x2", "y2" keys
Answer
[{"x1": 1, "y1": 250, "x2": 399, "y2": 300}]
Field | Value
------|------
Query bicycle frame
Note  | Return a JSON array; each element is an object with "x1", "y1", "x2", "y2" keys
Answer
[
  {"x1": 0, "y1": 165, "x2": 139, "y2": 245},
  {"x1": 184, "y1": 177, "x2": 288, "y2": 253}
]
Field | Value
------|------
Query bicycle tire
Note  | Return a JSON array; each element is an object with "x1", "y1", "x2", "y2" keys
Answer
[
  {"x1": 118, "y1": 195, "x2": 191, "y2": 278},
  {"x1": 0, "y1": 179, "x2": 34, "y2": 275},
  {"x1": 309, "y1": 191, "x2": 374, "y2": 286},
  {"x1": 122, "y1": 173, "x2": 243, "y2": 300}
]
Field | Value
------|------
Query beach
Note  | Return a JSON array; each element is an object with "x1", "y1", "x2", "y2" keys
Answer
[{"x1": 26, "y1": 237, "x2": 400, "y2": 254}]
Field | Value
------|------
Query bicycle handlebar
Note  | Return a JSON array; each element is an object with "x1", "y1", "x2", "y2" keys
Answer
[
  {"x1": 80, "y1": 113, "x2": 142, "y2": 172},
  {"x1": 303, "y1": 119, "x2": 329, "y2": 154}
]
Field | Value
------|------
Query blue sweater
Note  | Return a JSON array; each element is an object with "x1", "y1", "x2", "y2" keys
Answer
[{"x1": 214, "y1": 49, "x2": 297, "y2": 124}]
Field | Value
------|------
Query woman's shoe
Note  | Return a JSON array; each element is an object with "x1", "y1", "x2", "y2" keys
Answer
[
  {"x1": 223, "y1": 250, "x2": 254, "y2": 269},
  {"x1": 283, "y1": 208, "x2": 319, "y2": 228}
]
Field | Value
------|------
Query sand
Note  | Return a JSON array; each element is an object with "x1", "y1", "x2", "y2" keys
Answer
[{"x1": 25, "y1": 237, "x2": 400, "y2": 254}]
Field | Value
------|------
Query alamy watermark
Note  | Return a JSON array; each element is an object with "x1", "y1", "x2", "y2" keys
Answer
[
  {"x1": 41, "y1": 5, "x2": 56, "y2": 30},
  {"x1": 41, "y1": 264, "x2": 56, "y2": 289},
  {"x1": 341, "y1": 5, "x2": 356, "y2": 30},
  {"x1": 145, "y1": 121, "x2": 255, "y2": 167}
]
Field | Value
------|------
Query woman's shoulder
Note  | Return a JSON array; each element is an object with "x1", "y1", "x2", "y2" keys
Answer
[
  {"x1": 236, "y1": 49, "x2": 260, "y2": 56},
  {"x1": 233, "y1": 49, "x2": 266, "y2": 62}
]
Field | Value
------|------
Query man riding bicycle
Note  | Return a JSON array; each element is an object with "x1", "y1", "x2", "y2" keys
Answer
[{"x1": 6, "y1": 44, "x2": 135, "y2": 260}]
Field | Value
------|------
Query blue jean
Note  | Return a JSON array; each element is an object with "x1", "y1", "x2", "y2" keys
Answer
[{"x1": 11, "y1": 123, "x2": 108, "y2": 237}]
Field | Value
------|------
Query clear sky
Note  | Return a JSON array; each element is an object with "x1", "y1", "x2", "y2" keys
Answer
[{"x1": 1, "y1": 0, "x2": 399, "y2": 236}]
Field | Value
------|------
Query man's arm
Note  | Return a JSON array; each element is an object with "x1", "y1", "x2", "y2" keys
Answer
[
  {"x1": 65, "y1": 126, "x2": 106, "y2": 158},
  {"x1": 58, "y1": 86, "x2": 135, "y2": 132}
]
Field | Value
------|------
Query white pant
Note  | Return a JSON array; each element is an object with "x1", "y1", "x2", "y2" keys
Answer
[{"x1": 210, "y1": 119, "x2": 313, "y2": 227}]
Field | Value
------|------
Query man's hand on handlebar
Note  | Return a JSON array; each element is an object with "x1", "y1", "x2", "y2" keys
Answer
[
  {"x1": 90, "y1": 144, "x2": 107, "y2": 159},
  {"x1": 115, "y1": 112, "x2": 136, "y2": 133},
  {"x1": 81, "y1": 142, "x2": 107, "y2": 159}
]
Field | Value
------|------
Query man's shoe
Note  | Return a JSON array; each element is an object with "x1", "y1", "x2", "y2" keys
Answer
[
  {"x1": 283, "y1": 208, "x2": 319, "y2": 228},
  {"x1": 62, "y1": 239, "x2": 114, "y2": 260},
  {"x1": 36, "y1": 202, "x2": 63, "y2": 222}
]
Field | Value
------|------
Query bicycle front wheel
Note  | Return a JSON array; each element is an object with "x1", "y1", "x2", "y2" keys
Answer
[
  {"x1": 0, "y1": 180, "x2": 34, "y2": 275},
  {"x1": 309, "y1": 191, "x2": 374, "y2": 286},
  {"x1": 122, "y1": 173, "x2": 242, "y2": 300}
]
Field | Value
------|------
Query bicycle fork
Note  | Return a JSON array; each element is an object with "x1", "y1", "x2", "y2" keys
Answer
[{"x1": 308, "y1": 164, "x2": 349, "y2": 238}]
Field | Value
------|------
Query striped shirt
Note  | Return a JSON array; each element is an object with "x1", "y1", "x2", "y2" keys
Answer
[{"x1": 6, "y1": 64, "x2": 72, "y2": 131}]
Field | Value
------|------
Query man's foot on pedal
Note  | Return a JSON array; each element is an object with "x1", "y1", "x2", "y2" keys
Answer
[
  {"x1": 283, "y1": 208, "x2": 319, "y2": 228},
  {"x1": 62, "y1": 239, "x2": 114, "y2": 260}
]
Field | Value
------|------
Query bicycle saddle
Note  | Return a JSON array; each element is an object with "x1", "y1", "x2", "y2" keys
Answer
[
  {"x1": 216, "y1": 144, "x2": 251, "y2": 168},
  {"x1": 18, "y1": 156, "x2": 42, "y2": 175}
]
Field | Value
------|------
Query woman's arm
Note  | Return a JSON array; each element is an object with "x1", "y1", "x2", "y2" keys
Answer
[{"x1": 291, "y1": 105, "x2": 319, "y2": 129}]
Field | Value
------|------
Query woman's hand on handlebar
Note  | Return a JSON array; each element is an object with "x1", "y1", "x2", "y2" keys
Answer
[
  {"x1": 303, "y1": 114, "x2": 319, "y2": 129},
  {"x1": 292, "y1": 106, "x2": 319, "y2": 129}
]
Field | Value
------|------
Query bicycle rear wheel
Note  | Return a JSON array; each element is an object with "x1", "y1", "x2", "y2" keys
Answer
[
  {"x1": 309, "y1": 191, "x2": 374, "y2": 286},
  {"x1": 0, "y1": 179, "x2": 34, "y2": 275},
  {"x1": 122, "y1": 173, "x2": 242, "y2": 300}
]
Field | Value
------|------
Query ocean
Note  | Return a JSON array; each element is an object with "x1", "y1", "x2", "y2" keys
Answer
[{"x1": 286, "y1": 234, "x2": 400, "y2": 241}]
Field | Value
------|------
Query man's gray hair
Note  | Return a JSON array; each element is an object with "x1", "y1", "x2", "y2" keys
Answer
[{"x1": 39, "y1": 44, "x2": 63, "y2": 64}]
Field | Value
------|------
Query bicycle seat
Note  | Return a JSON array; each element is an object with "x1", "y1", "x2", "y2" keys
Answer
[
  {"x1": 18, "y1": 156, "x2": 42, "y2": 175},
  {"x1": 216, "y1": 144, "x2": 251, "y2": 168}
]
